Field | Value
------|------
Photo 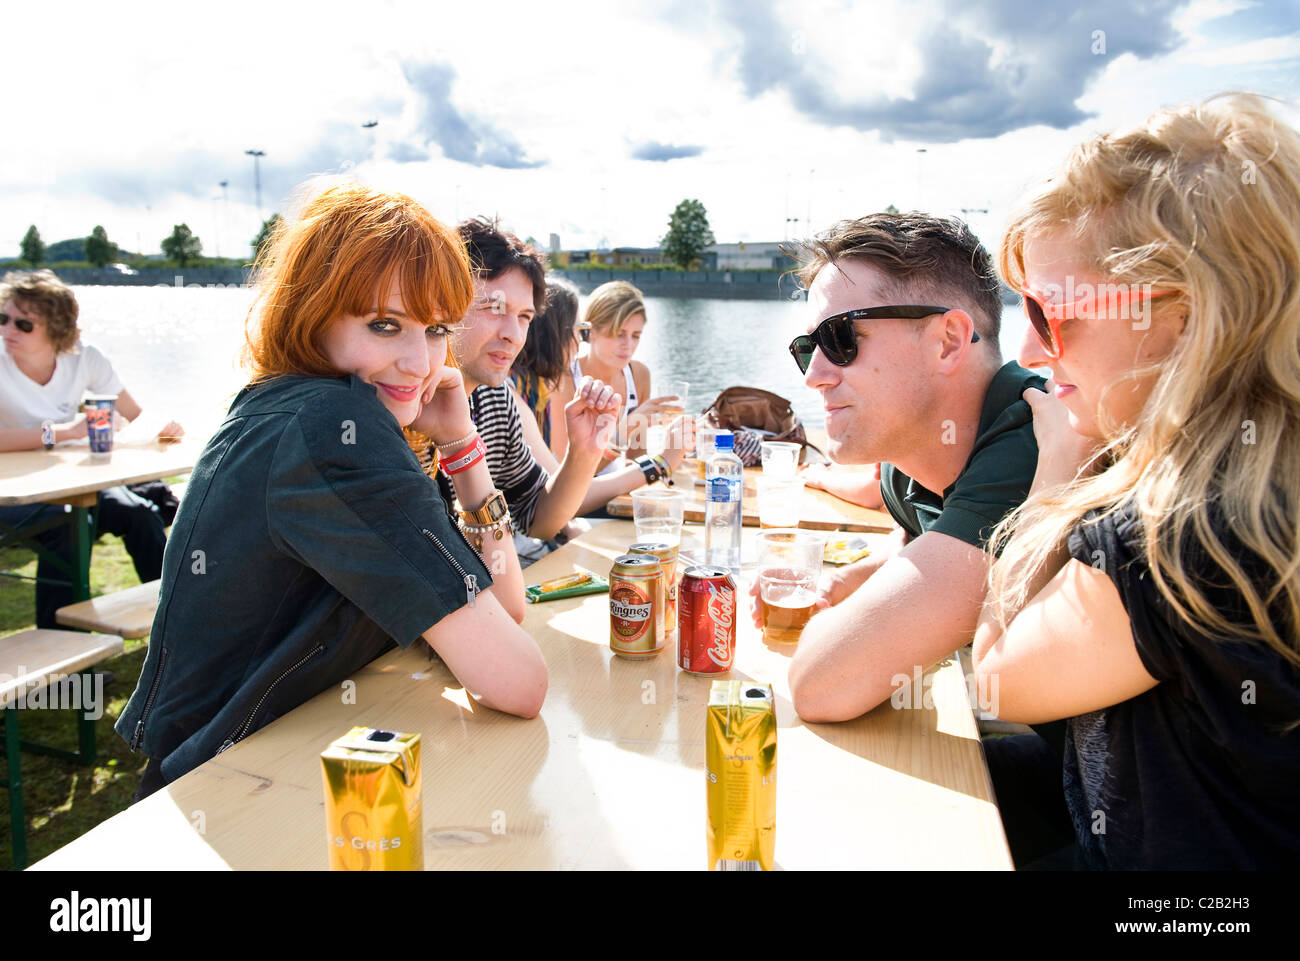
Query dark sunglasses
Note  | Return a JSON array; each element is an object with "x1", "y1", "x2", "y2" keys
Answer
[
  {"x1": 0, "y1": 312, "x2": 35, "y2": 334},
  {"x1": 789, "y1": 306, "x2": 974, "y2": 374}
]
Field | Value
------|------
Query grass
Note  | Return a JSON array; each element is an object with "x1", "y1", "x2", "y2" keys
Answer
[{"x1": 0, "y1": 534, "x2": 151, "y2": 870}]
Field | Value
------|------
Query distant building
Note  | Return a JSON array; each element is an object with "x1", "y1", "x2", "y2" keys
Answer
[
  {"x1": 610, "y1": 247, "x2": 665, "y2": 267},
  {"x1": 555, "y1": 249, "x2": 613, "y2": 266},
  {"x1": 705, "y1": 241, "x2": 793, "y2": 271}
]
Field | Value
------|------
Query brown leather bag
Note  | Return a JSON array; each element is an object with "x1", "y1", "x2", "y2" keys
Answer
[{"x1": 699, "y1": 386, "x2": 823, "y2": 467}]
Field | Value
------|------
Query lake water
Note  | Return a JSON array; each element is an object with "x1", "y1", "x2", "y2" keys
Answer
[{"x1": 69, "y1": 286, "x2": 1032, "y2": 437}]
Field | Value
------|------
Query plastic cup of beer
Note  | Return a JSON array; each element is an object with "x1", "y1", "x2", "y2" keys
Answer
[
  {"x1": 757, "y1": 528, "x2": 825, "y2": 644},
  {"x1": 657, "y1": 380, "x2": 689, "y2": 418},
  {"x1": 695, "y1": 427, "x2": 720, "y2": 485},
  {"x1": 631, "y1": 488, "x2": 686, "y2": 546},
  {"x1": 760, "y1": 441, "x2": 801, "y2": 480},
  {"x1": 756, "y1": 476, "x2": 804, "y2": 529}
]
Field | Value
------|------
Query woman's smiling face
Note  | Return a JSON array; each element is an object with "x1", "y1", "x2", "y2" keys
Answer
[{"x1": 320, "y1": 278, "x2": 451, "y2": 426}]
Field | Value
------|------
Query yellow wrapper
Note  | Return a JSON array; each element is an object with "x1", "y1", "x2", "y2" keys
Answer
[
  {"x1": 320, "y1": 726, "x2": 423, "y2": 870},
  {"x1": 706, "y1": 680, "x2": 777, "y2": 870}
]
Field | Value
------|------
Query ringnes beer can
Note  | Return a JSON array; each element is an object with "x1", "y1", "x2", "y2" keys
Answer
[
  {"x1": 706, "y1": 680, "x2": 776, "y2": 871},
  {"x1": 628, "y1": 540, "x2": 679, "y2": 635},
  {"x1": 609, "y1": 553, "x2": 665, "y2": 658},
  {"x1": 678, "y1": 565, "x2": 737, "y2": 675},
  {"x1": 320, "y1": 726, "x2": 423, "y2": 870}
]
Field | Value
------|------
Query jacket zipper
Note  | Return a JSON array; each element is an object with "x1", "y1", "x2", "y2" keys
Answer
[
  {"x1": 423, "y1": 527, "x2": 480, "y2": 609},
  {"x1": 130, "y1": 647, "x2": 169, "y2": 751},
  {"x1": 217, "y1": 643, "x2": 324, "y2": 754}
]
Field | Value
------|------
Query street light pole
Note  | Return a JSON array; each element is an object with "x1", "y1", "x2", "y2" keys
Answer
[
  {"x1": 245, "y1": 149, "x2": 265, "y2": 214},
  {"x1": 218, "y1": 180, "x2": 229, "y2": 259}
]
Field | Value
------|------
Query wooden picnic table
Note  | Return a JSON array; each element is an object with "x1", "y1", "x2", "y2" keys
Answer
[
  {"x1": 31, "y1": 519, "x2": 1010, "y2": 870},
  {"x1": 606, "y1": 460, "x2": 896, "y2": 533},
  {"x1": 0, "y1": 438, "x2": 201, "y2": 603}
]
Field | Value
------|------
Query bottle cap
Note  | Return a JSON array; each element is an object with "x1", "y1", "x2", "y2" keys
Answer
[{"x1": 715, "y1": 431, "x2": 734, "y2": 451}]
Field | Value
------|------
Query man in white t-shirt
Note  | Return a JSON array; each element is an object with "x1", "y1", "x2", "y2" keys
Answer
[{"x1": 0, "y1": 270, "x2": 183, "y2": 627}]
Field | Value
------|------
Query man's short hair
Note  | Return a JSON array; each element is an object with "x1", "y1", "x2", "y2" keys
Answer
[
  {"x1": 793, "y1": 212, "x2": 1003, "y2": 350},
  {"x1": 456, "y1": 217, "x2": 547, "y2": 313},
  {"x1": 0, "y1": 269, "x2": 80, "y2": 353}
]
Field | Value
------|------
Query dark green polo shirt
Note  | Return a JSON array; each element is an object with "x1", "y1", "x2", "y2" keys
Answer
[{"x1": 880, "y1": 362, "x2": 1045, "y2": 552}]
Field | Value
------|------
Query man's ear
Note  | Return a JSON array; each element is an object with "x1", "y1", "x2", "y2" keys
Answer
[{"x1": 933, "y1": 308, "x2": 977, "y2": 372}]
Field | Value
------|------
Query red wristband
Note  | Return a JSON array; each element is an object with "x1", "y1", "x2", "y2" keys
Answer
[{"x1": 441, "y1": 436, "x2": 487, "y2": 476}]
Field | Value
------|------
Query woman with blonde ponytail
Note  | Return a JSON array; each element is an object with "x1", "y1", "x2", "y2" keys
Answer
[{"x1": 972, "y1": 93, "x2": 1300, "y2": 869}]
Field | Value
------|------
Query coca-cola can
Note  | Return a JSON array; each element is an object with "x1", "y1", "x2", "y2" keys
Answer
[{"x1": 678, "y1": 565, "x2": 737, "y2": 675}]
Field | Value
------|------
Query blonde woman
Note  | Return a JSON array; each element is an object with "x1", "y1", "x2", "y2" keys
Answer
[
  {"x1": 572, "y1": 280, "x2": 678, "y2": 471},
  {"x1": 973, "y1": 94, "x2": 1300, "y2": 869}
]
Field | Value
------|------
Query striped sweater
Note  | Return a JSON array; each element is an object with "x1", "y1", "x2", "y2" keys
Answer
[{"x1": 437, "y1": 383, "x2": 549, "y2": 536}]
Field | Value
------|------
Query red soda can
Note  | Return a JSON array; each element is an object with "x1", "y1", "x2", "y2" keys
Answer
[{"x1": 678, "y1": 565, "x2": 737, "y2": 675}]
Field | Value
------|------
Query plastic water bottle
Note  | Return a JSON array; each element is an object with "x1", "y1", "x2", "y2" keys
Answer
[{"x1": 705, "y1": 431, "x2": 743, "y2": 571}]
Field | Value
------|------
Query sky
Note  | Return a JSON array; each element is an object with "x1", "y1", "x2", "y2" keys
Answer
[{"x1": 5, "y1": 0, "x2": 1299, "y2": 260}]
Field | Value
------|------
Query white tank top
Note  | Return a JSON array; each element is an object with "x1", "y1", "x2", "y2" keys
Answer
[{"x1": 571, "y1": 356, "x2": 638, "y2": 414}]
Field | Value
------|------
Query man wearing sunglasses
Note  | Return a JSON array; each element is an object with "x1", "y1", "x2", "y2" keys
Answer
[{"x1": 777, "y1": 213, "x2": 1048, "y2": 726}]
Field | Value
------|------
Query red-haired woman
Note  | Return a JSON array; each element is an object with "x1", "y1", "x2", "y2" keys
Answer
[{"x1": 117, "y1": 183, "x2": 547, "y2": 799}]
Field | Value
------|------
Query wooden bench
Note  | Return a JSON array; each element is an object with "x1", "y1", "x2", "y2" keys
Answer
[
  {"x1": 1, "y1": 629, "x2": 125, "y2": 870},
  {"x1": 56, "y1": 579, "x2": 160, "y2": 639}
]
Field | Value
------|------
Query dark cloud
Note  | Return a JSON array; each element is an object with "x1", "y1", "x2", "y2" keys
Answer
[
  {"x1": 630, "y1": 141, "x2": 706, "y2": 161},
  {"x1": 716, "y1": 0, "x2": 1185, "y2": 142},
  {"x1": 395, "y1": 61, "x2": 544, "y2": 169}
]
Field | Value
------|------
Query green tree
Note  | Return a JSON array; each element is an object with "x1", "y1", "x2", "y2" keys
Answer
[
  {"x1": 660, "y1": 198, "x2": 715, "y2": 270},
  {"x1": 884, "y1": 204, "x2": 900, "y2": 214},
  {"x1": 85, "y1": 225, "x2": 116, "y2": 267},
  {"x1": 251, "y1": 214, "x2": 282, "y2": 261},
  {"x1": 161, "y1": 223, "x2": 202, "y2": 267},
  {"x1": 20, "y1": 225, "x2": 44, "y2": 267}
]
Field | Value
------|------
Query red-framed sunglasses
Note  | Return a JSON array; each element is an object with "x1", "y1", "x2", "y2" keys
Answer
[{"x1": 1020, "y1": 282, "x2": 1172, "y2": 360}]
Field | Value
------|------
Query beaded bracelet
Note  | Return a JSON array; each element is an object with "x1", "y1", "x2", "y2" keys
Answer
[
  {"x1": 461, "y1": 513, "x2": 513, "y2": 556},
  {"x1": 435, "y1": 429, "x2": 479, "y2": 453}
]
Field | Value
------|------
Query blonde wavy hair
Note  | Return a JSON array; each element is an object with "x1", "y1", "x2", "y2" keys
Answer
[
  {"x1": 989, "y1": 93, "x2": 1300, "y2": 669},
  {"x1": 583, "y1": 280, "x2": 646, "y2": 337}
]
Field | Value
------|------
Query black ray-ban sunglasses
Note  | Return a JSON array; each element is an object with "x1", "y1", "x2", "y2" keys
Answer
[
  {"x1": 0, "y1": 312, "x2": 35, "y2": 334},
  {"x1": 788, "y1": 305, "x2": 977, "y2": 374}
]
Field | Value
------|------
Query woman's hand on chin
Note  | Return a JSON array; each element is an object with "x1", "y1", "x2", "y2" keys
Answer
[{"x1": 410, "y1": 366, "x2": 475, "y2": 442}]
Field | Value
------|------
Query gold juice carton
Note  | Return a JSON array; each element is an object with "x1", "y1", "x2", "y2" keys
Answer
[
  {"x1": 320, "y1": 726, "x2": 423, "y2": 870},
  {"x1": 706, "y1": 680, "x2": 777, "y2": 870}
]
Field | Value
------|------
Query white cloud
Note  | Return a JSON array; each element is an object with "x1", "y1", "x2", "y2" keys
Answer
[{"x1": 4, "y1": 0, "x2": 1298, "y2": 258}]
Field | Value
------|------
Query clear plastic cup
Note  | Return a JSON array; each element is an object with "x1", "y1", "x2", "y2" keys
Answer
[
  {"x1": 630, "y1": 488, "x2": 686, "y2": 546},
  {"x1": 694, "y1": 426, "x2": 721, "y2": 486},
  {"x1": 756, "y1": 528, "x2": 825, "y2": 644},
  {"x1": 760, "y1": 441, "x2": 801, "y2": 480},
  {"x1": 756, "y1": 476, "x2": 804, "y2": 529}
]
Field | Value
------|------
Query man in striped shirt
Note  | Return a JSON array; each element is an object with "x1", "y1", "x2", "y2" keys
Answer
[{"x1": 448, "y1": 219, "x2": 693, "y2": 543}]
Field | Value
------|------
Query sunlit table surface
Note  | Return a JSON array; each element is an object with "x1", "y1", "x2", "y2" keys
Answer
[
  {"x1": 0, "y1": 437, "x2": 202, "y2": 507},
  {"x1": 32, "y1": 520, "x2": 1010, "y2": 870}
]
